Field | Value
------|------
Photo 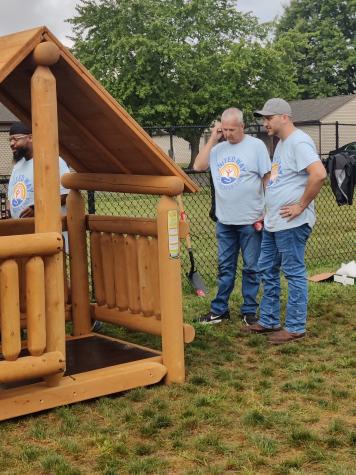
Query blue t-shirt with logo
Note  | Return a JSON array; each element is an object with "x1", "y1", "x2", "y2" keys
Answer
[
  {"x1": 209, "y1": 135, "x2": 271, "y2": 225},
  {"x1": 264, "y1": 129, "x2": 320, "y2": 232},
  {"x1": 8, "y1": 157, "x2": 70, "y2": 218}
]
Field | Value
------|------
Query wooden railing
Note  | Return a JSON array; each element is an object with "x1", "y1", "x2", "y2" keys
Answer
[
  {"x1": 87, "y1": 215, "x2": 194, "y2": 344},
  {"x1": 0, "y1": 232, "x2": 65, "y2": 384}
]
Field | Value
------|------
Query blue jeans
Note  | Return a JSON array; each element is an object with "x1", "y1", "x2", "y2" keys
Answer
[
  {"x1": 258, "y1": 224, "x2": 312, "y2": 333},
  {"x1": 211, "y1": 222, "x2": 262, "y2": 315}
]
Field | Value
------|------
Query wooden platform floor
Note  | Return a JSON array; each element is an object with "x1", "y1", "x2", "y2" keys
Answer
[{"x1": 0, "y1": 335, "x2": 159, "y2": 389}]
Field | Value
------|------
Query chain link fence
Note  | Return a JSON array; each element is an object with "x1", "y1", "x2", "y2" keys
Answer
[
  {"x1": 1, "y1": 123, "x2": 355, "y2": 283},
  {"x1": 82, "y1": 172, "x2": 356, "y2": 283}
]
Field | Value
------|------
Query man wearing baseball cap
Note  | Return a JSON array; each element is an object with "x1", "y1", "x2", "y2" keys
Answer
[{"x1": 241, "y1": 98, "x2": 327, "y2": 344}]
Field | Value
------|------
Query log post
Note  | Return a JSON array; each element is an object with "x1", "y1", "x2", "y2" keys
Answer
[
  {"x1": 90, "y1": 232, "x2": 105, "y2": 306},
  {"x1": 26, "y1": 257, "x2": 46, "y2": 356},
  {"x1": 0, "y1": 260, "x2": 21, "y2": 361},
  {"x1": 112, "y1": 234, "x2": 129, "y2": 311},
  {"x1": 101, "y1": 233, "x2": 116, "y2": 308},
  {"x1": 157, "y1": 195, "x2": 185, "y2": 383},
  {"x1": 66, "y1": 191, "x2": 91, "y2": 335},
  {"x1": 31, "y1": 41, "x2": 65, "y2": 386}
]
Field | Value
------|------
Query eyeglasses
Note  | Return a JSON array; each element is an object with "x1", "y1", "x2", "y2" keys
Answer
[{"x1": 9, "y1": 134, "x2": 29, "y2": 143}]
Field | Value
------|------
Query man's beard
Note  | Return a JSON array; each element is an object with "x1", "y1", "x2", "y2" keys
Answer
[{"x1": 12, "y1": 147, "x2": 27, "y2": 163}]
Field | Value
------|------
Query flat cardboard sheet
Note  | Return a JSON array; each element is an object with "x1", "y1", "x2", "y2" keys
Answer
[{"x1": 308, "y1": 272, "x2": 334, "y2": 283}]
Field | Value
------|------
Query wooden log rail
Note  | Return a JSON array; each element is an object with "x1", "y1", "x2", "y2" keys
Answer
[
  {"x1": 0, "y1": 217, "x2": 68, "y2": 237},
  {"x1": 0, "y1": 351, "x2": 65, "y2": 384},
  {"x1": 94, "y1": 305, "x2": 195, "y2": 344},
  {"x1": 62, "y1": 173, "x2": 184, "y2": 196},
  {"x1": 87, "y1": 215, "x2": 188, "y2": 239},
  {"x1": 0, "y1": 232, "x2": 63, "y2": 259}
]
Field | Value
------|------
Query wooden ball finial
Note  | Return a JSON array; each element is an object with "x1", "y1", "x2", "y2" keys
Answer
[{"x1": 33, "y1": 42, "x2": 60, "y2": 66}]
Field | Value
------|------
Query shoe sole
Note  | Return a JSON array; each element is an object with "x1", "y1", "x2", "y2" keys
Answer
[
  {"x1": 199, "y1": 319, "x2": 223, "y2": 325},
  {"x1": 241, "y1": 327, "x2": 281, "y2": 334},
  {"x1": 197, "y1": 317, "x2": 230, "y2": 325},
  {"x1": 268, "y1": 334, "x2": 305, "y2": 345}
]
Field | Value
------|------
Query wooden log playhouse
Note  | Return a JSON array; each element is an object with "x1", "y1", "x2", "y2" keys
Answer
[{"x1": 0, "y1": 27, "x2": 198, "y2": 420}]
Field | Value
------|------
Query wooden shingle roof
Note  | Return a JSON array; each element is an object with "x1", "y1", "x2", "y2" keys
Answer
[{"x1": 0, "y1": 27, "x2": 198, "y2": 192}]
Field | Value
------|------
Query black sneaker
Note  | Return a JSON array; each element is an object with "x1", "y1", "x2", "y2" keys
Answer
[
  {"x1": 242, "y1": 314, "x2": 258, "y2": 326},
  {"x1": 91, "y1": 320, "x2": 103, "y2": 332},
  {"x1": 196, "y1": 310, "x2": 230, "y2": 324}
]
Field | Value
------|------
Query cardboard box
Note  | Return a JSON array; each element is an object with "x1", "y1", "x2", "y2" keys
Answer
[
  {"x1": 308, "y1": 272, "x2": 355, "y2": 285},
  {"x1": 333, "y1": 274, "x2": 355, "y2": 285}
]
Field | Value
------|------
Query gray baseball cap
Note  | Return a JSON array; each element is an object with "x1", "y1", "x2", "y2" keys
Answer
[{"x1": 254, "y1": 98, "x2": 292, "y2": 117}]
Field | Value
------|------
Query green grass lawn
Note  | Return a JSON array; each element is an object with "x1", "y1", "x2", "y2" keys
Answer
[
  {"x1": 1, "y1": 183, "x2": 354, "y2": 474},
  {"x1": 1, "y1": 275, "x2": 355, "y2": 475}
]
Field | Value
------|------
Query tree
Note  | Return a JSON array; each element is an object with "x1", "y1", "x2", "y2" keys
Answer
[
  {"x1": 69, "y1": 0, "x2": 297, "y2": 167},
  {"x1": 275, "y1": 0, "x2": 356, "y2": 98}
]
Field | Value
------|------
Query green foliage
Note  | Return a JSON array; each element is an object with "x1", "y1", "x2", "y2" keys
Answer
[
  {"x1": 68, "y1": 0, "x2": 297, "y2": 165},
  {"x1": 275, "y1": 0, "x2": 356, "y2": 98}
]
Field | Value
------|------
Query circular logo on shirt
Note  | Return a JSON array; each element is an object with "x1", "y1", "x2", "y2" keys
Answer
[
  {"x1": 11, "y1": 182, "x2": 27, "y2": 208},
  {"x1": 268, "y1": 162, "x2": 281, "y2": 187},
  {"x1": 219, "y1": 162, "x2": 240, "y2": 185}
]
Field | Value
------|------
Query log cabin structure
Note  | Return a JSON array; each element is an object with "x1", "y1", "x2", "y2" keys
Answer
[{"x1": 0, "y1": 27, "x2": 198, "y2": 421}]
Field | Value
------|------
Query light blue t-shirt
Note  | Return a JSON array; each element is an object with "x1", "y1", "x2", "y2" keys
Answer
[
  {"x1": 264, "y1": 129, "x2": 320, "y2": 232},
  {"x1": 8, "y1": 157, "x2": 70, "y2": 218},
  {"x1": 209, "y1": 135, "x2": 271, "y2": 225}
]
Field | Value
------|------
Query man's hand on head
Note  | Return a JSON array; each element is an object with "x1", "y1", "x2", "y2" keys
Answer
[{"x1": 210, "y1": 122, "x2": 224, "y2": 145}]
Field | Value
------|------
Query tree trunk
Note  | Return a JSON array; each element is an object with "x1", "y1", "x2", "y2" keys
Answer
[{"x1": 188, "y1": 135, "x2": 201, "y2": 169}]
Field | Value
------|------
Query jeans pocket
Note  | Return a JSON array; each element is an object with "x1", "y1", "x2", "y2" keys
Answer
[{"x1": 296, "y1": 224, "x2": 312, "y2": 244}]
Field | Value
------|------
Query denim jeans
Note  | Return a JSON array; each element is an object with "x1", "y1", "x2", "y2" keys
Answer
[
  {"x1": 211, "y1": 221, "x2": 262, "y2": 315},
  {"x1": 258, "y1": 223, "x2": 312, "y2": 333}
]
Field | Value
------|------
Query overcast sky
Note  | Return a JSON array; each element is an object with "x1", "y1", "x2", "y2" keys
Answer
[{"x1": 0, "y1": 0, "x2": 289, "y2": 47}]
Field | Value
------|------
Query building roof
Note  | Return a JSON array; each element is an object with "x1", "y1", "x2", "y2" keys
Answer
[
  {"x1": 0, "y1": 103, "x2": 17, "y2": 123},
  {"x1": 0, "y1": 27, "x2": 197, "y2": 192},
  {"x1": 290, "y1": 95, "x2": 355, "y2": 123}
]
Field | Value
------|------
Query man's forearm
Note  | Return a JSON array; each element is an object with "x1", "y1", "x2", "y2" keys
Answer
[
  {"x1": 193, "y1": 139, "x2": 215, "y2": 171},
  {"x1": 298, "y1": 174, "x2": 326, "y2": 210}
]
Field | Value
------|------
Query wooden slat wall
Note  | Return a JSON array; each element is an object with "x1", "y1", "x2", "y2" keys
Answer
[{"x1": 89, "y1": 228, "x2": 161, "y2": 321}]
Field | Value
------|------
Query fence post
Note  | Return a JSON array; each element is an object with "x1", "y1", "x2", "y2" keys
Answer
[
  {"x1": 168, "y1": 128, "x2": 175, "y2": 161},
  {"x1": 335, "y1": 121, "x2": 339, "y2": 150},
  {"x1": 87, "y1": 190, "x2": 96, "y2": 214}
]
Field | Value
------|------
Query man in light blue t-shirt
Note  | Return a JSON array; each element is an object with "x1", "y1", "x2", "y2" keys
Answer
[
  {"x1": 242, "y1": 98, "x2": 326, "y2": 344},
  {"x1": 194, "y1": 107, "x2": 271, "y2": 325},
  {"x1": 8, "y1": 122, "x2": 70, "y2": 220}
]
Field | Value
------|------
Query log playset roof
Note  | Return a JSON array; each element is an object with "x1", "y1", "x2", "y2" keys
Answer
[{"x1": 0, "y1": 26, "x2": 198, "y2": 192}]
